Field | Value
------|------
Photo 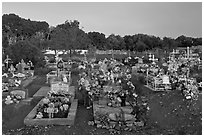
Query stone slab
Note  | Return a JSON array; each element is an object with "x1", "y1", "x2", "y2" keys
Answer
[
  {"x1": 33, "y1": 86, "x2": 50, "y2": 98},
  {"x1": 21, "y1": 98, "x2": 33, "y2": 105},
  {"x1": 144, "y1": 85, "x2": 171, "y2": 92},
  {"x1": 22, "y1": 76, "x2": 37, "y2": 88},
  {"x1": 24, "y1": 99, "x2": 78, "y2": 126},
  {"x1": 93, "y1": 102, "x2": 133, "y2": 116}
]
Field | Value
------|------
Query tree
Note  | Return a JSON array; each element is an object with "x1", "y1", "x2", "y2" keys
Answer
[
  {"x1": 5, "y1": 40, "x2": 45, "y2": 67},
  {"x1": 176, "y1": 35, "x2": 193, "y2": 47},
  {"x1": 124, "y1": 35, "x2": 134, "y2": 51},
  {"x1": 2, "y1": 13, "x2": 49, "y2": 41},
  {"x1": 107, "y1": 34, "x2": 125, "y2": 50},
  {"x1": 88, "y1": 32, "x2": 107, "y2": 50},
  {"x1": 136, "y1": 41, "x2": 147, "y2": 52},
  {"x1": 162, "y1": 37, "x2": 178, "y2": 50},
  {"x1": 49, "y1": 20, "x2": 91, "y2": 57}
]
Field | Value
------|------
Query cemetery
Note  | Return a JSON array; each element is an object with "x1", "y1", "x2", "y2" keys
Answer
[
  {"x1": 2, "y1": 8, "x2": 202, "y2": 135},
  {"x1": 2, "y1": 44, "x2": 202, "y2": 135}
]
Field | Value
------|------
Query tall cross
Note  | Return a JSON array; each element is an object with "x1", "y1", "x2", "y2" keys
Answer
[
  {"x1": 84, "y1": 52, "x2": 87, "y2": 61},
  {"x1": 172, "y1": 49, "x2": 176, "y2": 55},
  {"x1": 149, "y1": 53, "x2": 152, "y2": 60},
  {"x1": 168, "y1": 56, "x2": 171, "y2": 61},
  {"x1": 151, "y1": 54, "x2": 157, "y2": 63},
  {"x1": 5, "y1": 55, "x2": 10, "y2": 68},
  {"x1": 187, "y1": 47, "x2": 190, "y2": 60}
]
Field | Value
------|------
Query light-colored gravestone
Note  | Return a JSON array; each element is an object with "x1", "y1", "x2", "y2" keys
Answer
[
  {"x1": 51, "y1": 82, "x2": 69, "y2": 93},
  {"x1": 8, "y1": 64, "x2": 16, "y2": 73},
  {"x1": 10, "y1": 89, "x2": 27, "y2": 99},
  {"x1": 162, "y1": 75, "x2": 170, "y2": 84},
  {"x1": 46, "y1": 71, "x2": 58, "y2": 83},
  {"x1": 21, "y1": 59, "x2": 26, "y2": 73}
]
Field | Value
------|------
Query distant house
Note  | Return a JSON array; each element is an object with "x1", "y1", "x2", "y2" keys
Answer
[
  {"x1": 75, "y1": 50, "x2": 88, "y2": 54},
  {"x1": 43, "y1": 49, "x2": 88, "y2": 55}
]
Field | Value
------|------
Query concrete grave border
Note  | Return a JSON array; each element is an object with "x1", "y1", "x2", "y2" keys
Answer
[{"x1": 24, "y1": 99, "x2": 78, "y2": 126}]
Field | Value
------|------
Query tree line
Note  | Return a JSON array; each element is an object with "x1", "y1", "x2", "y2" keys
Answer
[{"x1": 2, "y1": 14, "x2": 202, "y2": 66}]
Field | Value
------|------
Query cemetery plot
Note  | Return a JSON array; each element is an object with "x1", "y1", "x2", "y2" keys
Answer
[
  {"x1": 4, "y1": 88, "x2": 29, "y2": 105},
  {"x1": 24, "y1": 99, "x2": 78, "y2": 126},
  {"x1": 145, "y1": 75, "x2": 171, "y2": 91},
  {"x1": 2, "y1": 58, "x2": 36, "y2": 98},
  {"x1": 91, "y1": 85, "x2": 147, "y2": 132},
  {"x1": 25, "y1": 76, "x2": 77, "y2": 126}
]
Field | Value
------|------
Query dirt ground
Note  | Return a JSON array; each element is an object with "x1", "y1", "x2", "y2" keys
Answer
[{"x1": 2, "y1": 73, "x2": 202, "y2": 135}]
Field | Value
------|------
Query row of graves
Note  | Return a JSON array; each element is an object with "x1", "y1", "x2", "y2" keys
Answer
[
  {"x1": 24, "y1": 59, "x2": 77, "y2": 126},
  {"x1": 3, "y1": 57, "x2": 36, "y2": 105},
  {"x1": 143, "y1": 49, "x2": 202, "y2": 100},
  {"x1": 78, "y1": 58, "x2": 150, "y2": 134}
]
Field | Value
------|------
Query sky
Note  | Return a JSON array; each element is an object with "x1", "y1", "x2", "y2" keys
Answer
[{"x1": 2, "y1": 2, "x2": 202, "y2": 38}]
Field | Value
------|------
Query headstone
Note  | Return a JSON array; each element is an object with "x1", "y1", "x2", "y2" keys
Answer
[
  {"x1": 9, "y1": 64, "x2": 16, "y2": 73},
  {"x1": 51, "y1": 82, "x2": 69, "y2": 93},
  {"x1": 21, "y1": 59, "x2": 26, "y2": 73},
  {"x1": 4, "y1": 55, "x2": 12, "y2": 69},
  {"x1": 138, "y1": 58, "x2": 143, "y2": 64},
  {"x1": 10, "y1": 89, "x2": 27, "y2": 99},
  {"x1": 162, "y1": 75, "x2": 170, "y2": 84},
  {"x1": 16, "y1": 63, "x2": 21, "y2": 73},
  {"x1": 57, "y1": 59, "x2": 64, "y2": 70},
  {"x1": 63, "y1": 75, "x2": 68, "y2": 83}
]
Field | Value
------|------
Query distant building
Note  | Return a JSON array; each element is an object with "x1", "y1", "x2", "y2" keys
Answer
[{"x1": 171, "y1": 46, "x2": 201, "y2": 60}]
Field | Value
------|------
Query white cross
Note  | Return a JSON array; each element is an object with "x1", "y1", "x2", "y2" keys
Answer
[
  {"x1": 5, "y1": 55, "x2": 10, "y2": 68},
  {"x1": 172, "y1": 49, "x2": 176, "y2": 55},
  {"x1": 151, "y1": 54, "x2": 157, "y2": 63}
]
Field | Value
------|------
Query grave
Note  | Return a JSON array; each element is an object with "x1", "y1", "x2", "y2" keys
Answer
[
  {"x1": 145, "y1": 74, "x2": 172, "y2": 91},
  {"x1": 24, "y1": 99, "x2": 78, "y2": 126},
  {"x1": 93, "y1": 102, "x2": 133, "y2": 116},
  {"x1": 4, "y1": 88, "x2": 32, "y2": 105},
  {"x1": 10, "y1": 89, "x2": 28, "y2": 99},
  {"x1": 92, "y1": 85, "x2": 139, "y2": 129},
  {"x1": 93, "y1": 101, "x2": 137, "y2": 129},
  {"x1": 25, "y1": 80, "x2": 77, "y2": 126}
]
